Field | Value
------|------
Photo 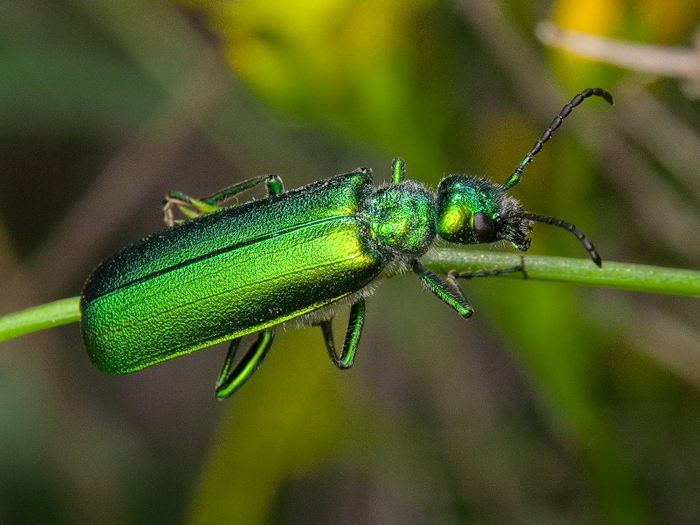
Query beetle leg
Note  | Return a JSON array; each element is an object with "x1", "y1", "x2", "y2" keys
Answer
[
  {"x1": 215, "y1": 329, "x2": 274, "y2": 399},
  {"x1": 448, "y1": 257, "x2": 527, "y2": 281},
  {"x1": 412, "y1": 260, "x2": 474, "y2": 318},
  {"x1": 162, "y1": 174, "x2": 285, "y2": 226},
  {"x1": 162, "y1": 191, "x2": 220, "y2": 226},
  {"x1": 318, "y1": 299, "x2": 366, "y2": 369},
  {"x1": 201, "y1": 174, "x2": 285, "y2": 204},
  {"x1": 391, "y1": 157, "x2": 406, "y2": 184}
]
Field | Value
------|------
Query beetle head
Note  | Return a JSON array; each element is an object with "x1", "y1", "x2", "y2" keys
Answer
[{"x1": 435, "y1": 175, "x2": 532, "y2": 250}]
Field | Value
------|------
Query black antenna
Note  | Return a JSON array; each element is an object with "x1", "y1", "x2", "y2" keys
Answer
[
  {"x1": 503, "y1": 88, "x2": 613, "y2": 190},
  {"x1": 522, "y1": 212, "x2": 602, "y2": 267}
]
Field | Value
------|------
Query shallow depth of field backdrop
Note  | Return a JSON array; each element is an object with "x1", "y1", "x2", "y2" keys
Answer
[{"x1": 1, "y1": 1, "x2": 699, "y2": 523}]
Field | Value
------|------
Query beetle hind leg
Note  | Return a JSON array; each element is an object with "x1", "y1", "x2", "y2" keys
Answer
[
  {"x1": 215, "y1": 329, "x2": 274, "y2": 399},
  {"x1": 162, "y1": 191, "x2": 220, "y2": 226},
  {"x1": 318, "y1": 299, "x2": 366, "y2": 369},
  {"x1": 162, "y1": 174, "x2": 285, "y2": 226}
]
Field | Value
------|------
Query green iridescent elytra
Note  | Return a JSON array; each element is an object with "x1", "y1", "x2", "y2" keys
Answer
[
  {"x1": 82, "y1": 171, "x2": 388, "y2": 373},
  {"x1": 81, "y1": 88, "x2": 611, "y2": 399}
]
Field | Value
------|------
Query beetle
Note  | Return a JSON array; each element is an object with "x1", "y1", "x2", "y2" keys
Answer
[{"x1": 80, "y1": 88, "x2": 612, "y2": 399}]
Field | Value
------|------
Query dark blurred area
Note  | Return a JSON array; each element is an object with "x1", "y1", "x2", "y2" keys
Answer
[{"x1": 1, "y1": 0, "x2": 699, "y2": 523}]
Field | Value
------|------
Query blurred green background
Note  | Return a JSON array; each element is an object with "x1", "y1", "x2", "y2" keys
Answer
[{"x1": 1, "y1": 0, "x2": 699, "y2": 523}]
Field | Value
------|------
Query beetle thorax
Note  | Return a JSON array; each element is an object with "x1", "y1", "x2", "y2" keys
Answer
[{"x1": 363, "y1": 181, "x2": 436, "y2": 259}]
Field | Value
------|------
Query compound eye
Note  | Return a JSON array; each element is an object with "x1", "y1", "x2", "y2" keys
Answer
[{"x1": 474, "y1": 213, "x2": 496, "y2": 243}]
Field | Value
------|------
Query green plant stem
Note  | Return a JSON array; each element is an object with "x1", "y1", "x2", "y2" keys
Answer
[
  {"x1": 0, "y1": 251, "x2": 698, "y2": 344},
  {"x1": 0, "y1": 297, "x2": 80, "y2": 342},
  {"x1": 423, "y1": 249, "x2": 700, "y2": 296}
]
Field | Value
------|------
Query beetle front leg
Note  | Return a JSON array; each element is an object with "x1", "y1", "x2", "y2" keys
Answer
[
  {"x1": 162, "y1": 174, "x2": 285, "y2": 226},
  {"x1": 318, "y1": 299, "x2": 366, "y2": 369},
  {"x1": 448, "y1": 256, "x2": 527, "y2": 281},
  {"x1": 412, "y1": 260, "x2": 474, "y2": 318},
  {"x1": 391, "y1": 157, "x2": 406, "y2": 183},
  {"x1": 215, "y1": 329, "x2": 274, "y2": 399}
]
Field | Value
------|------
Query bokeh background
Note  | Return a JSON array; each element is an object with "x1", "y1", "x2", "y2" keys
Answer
[{"x1": 1, "y1": 0, "x2": 699, "y2": 523}]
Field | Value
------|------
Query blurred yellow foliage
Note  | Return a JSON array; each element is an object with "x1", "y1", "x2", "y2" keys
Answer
[
  {"x1": 548, "y1": 0, "x2": 699, "y2": 90},
  {"x1": 198, "y1": 0, "x2": 432, "y2": 111},
  {"x1": 552, "y1": 0, "x2": 623, "y2": 36},
  {"x1": 185, "y1": 0, "x2": 444, "y2": 167},
  {"x1": 639, "y1": 0, "x2": 700, "y2": 42},
  {"x1": 551, "y1": 0, "x2": 698, "y2": 41}
]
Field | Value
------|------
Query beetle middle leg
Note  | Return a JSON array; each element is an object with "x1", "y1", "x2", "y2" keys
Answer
[
  {"x1": 215, "y1": 329, "x2": 274, "y2": 399},
  {"x1": 162, "y1": 174, "x2": 285, "y2": 226},
  {"x1": 317, "y1": 299, "x2": 366, "y2": 369}
]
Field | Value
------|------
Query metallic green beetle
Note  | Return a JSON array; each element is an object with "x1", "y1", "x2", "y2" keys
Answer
[{"x1": 81, "y1": 88, "x2": 611, "y2": 398}]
